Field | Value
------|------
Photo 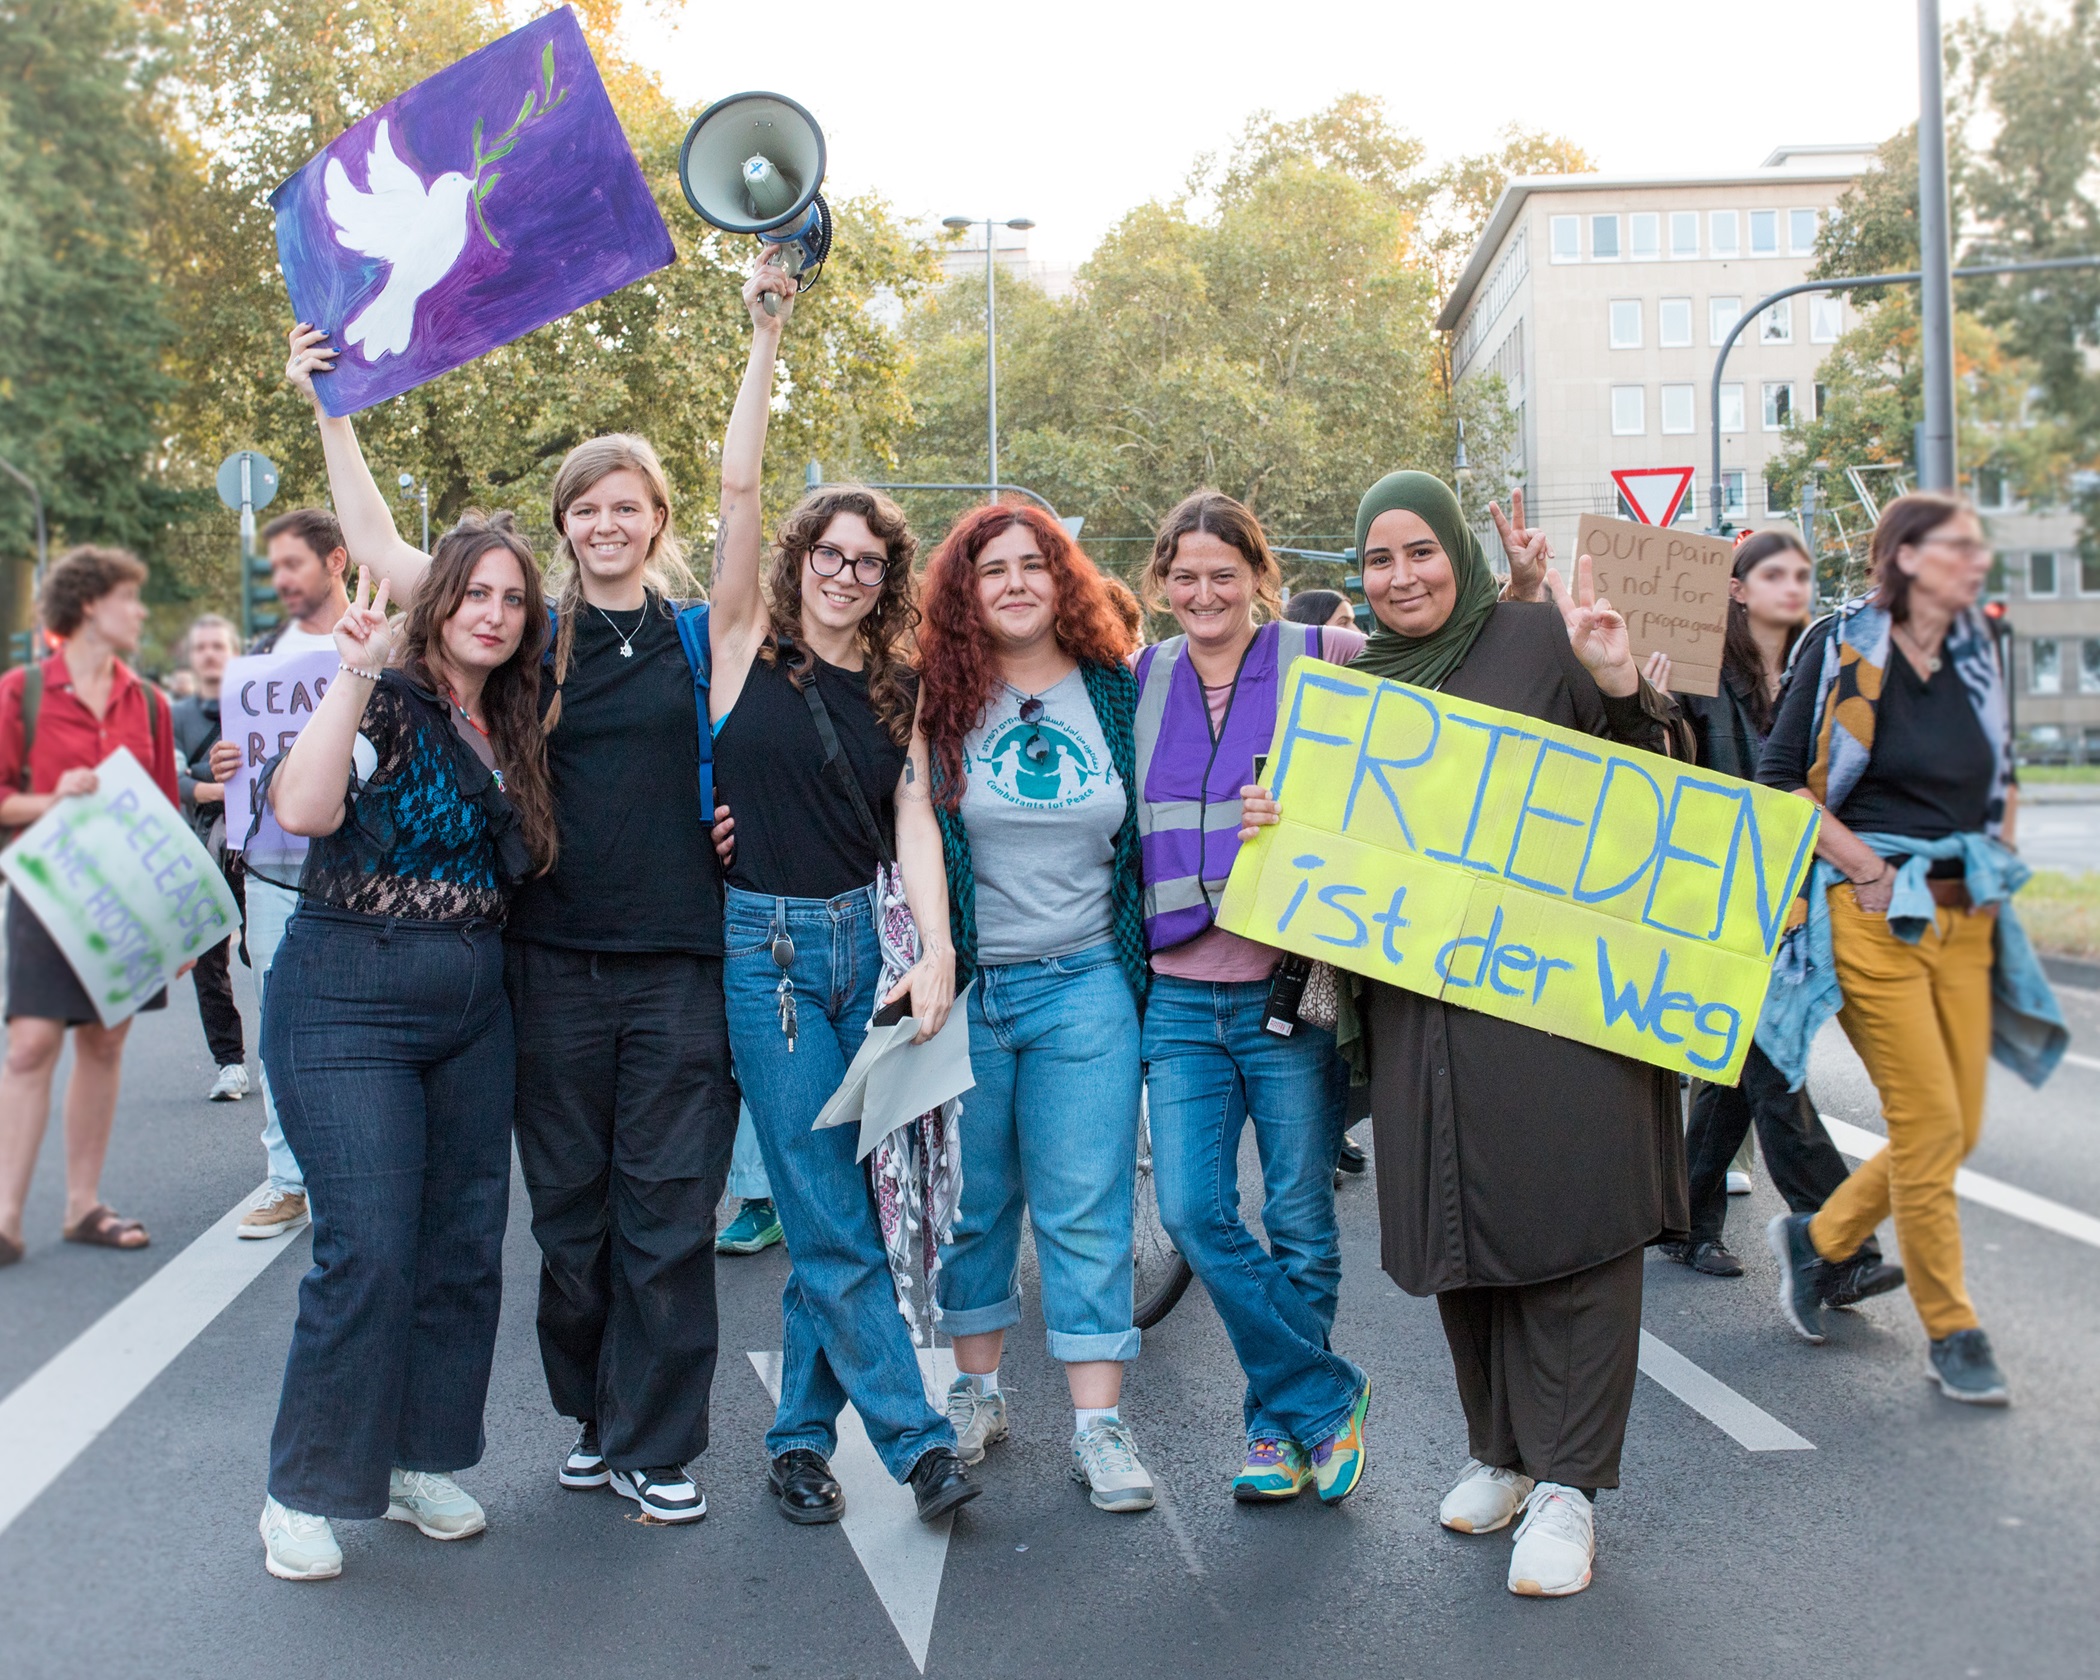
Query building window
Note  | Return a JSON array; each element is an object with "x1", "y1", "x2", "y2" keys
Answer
[
  {"x1": 1711, "y1": 210, "x2": 1741, "y2": 257},
  {"x1": 2029, "y1": 551, "x2": 2059, "y2": 597},
  {"x1": 1759, "y1": 300, "x2": 1794, "y2": 343},
  {"x1": 2082, "y1": 551, "x2": 2100, "y2": 596},
  {"x1": 1810, "y1": 293, "x2": 1845, "y2": 342},
  {"x1": 1629, "y1": 212, "x2": 1661, "y2": 260},
  {"x1": 1721, "y1": 470, "x2": 1747, "y2": 520},
  {"x1": 1974, "y1": 464, "x2": 2009, "y2": 509},
  {"x1": 1813, "y1": 382, "x2": 1829, "y2": 420},
  {"x1": 1591, "y1": 214, "x2": 1621, "y2": 260},
  {"x1": 1988, "y1": 552, "x2": 2011, "y2": 599},
  {"x1": 1789, "y1": 208, "x2": 1820, "y2": 254},
  {"x1": 1661, "y1": 384, "x2": 1695, "y2": 434},
  {"x1": 1611, "y1": 385, "x2": 1646, "y2": 435},
  {"x1": 1659, "y1": 297, "x2": 1693, "y2": 347},
  {"x1": 1678, "y1": 473, "x2": 1700, "y2": 521},
  {"x1": 1710, "y1": 295, "x2": 1742, "y2": 345},
  {"x1": 1750, "y1": 209, "x2": 1780, "y2": 255},
  {"x1": 1551, "y1": 215, "x2": 1580, "y2": 263},
  {"x1": 1670, "y1": 211, "x2": 1699, "y2": 258},
  {"x1": 1609, "y1": 299, "x2": 1642, "y2": 348},
  {"x1": 1762, "y1": 382, "x2": 1796, "y2": 429},
  {"x1": 1720, "y1": 383, "x2": 1746, "y2": 434},
  {"x1": 2030, "y1": 638, "x2": 2062, "y2": 694},
  {"x1": 2082, "y1": 638, "x2": 2100, "y2": 694}
]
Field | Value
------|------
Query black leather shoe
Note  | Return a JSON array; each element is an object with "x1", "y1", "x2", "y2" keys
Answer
[
  {"x1": 906, "y1": 1447, "x2": 980, "y2": 1523},
  {"x1": 1686, "y1": 1239, "x2": 1745, "y2": 1277},
  {"x1": 1336, "y1": 1136, "x2": 1368, "y2": 1175},
  {"x1": 1825, "y1": 1251, "x2": 1905, "y2": 1309},
  {"x1": 768, "y1": 1449, "x2": 845, "y2": 1525}
]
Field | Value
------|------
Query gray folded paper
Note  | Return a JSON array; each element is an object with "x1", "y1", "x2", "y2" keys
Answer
[{"x1": 813, "y1": 982, "x2": 977, "y2": 1160}]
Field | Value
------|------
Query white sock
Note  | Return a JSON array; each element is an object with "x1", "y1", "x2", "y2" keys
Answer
[
  {"x1": 964, "y1": 1368, "x2": 1000, "y2": 1396},
  {"x1": 1074, "y1": 1405, "x2": 1120, "y2": 1440}
]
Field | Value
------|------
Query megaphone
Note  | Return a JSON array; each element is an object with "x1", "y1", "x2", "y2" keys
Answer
[{"x1": 679, "y1": 92, "x2": 831, "y2": 316}]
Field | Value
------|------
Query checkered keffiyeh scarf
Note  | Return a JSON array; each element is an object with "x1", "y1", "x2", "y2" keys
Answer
[{"x1": 869, "y1": 863, "x2": 964, "y2": 1346}]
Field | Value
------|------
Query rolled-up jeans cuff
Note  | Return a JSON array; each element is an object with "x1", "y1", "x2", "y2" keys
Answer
[
  {"x1": 935, "y1": 1295, "x2": 1021, "y2": 1337},
  {"x1": 1047, "y1": 1326, "x2": 1141, "y2": 1364}
]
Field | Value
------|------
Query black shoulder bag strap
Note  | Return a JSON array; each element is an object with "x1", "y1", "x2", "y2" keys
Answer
[{"x1": 777, "y1": 633, "x2": 895, "y2": 870}]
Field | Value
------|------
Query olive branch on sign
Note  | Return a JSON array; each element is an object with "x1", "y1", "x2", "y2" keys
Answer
[{"x1": 468, "y1": 37, "x2": 568, "y2": 249}]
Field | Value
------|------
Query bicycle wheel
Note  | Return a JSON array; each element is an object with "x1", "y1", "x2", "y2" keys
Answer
[{"x1": 1132, "y1": 1097, "x2": 1194, "y2": 1329}]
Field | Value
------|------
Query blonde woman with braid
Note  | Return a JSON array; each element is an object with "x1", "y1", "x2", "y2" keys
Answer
[{"x1": 286, "y1": 326, "x2": 738, "y2": 1525}]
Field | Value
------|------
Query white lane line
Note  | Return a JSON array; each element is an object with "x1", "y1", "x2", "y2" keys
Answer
[
  {"x1": 750, "y1": 1348, "x2": 956, "y2": 1675},
  {"x1": 0, "y1": 1187, "x2": 292, "y2": 1539},
  {"x1": 2063, "y1": 1051, "x2": 2100, "y2": 1074},
  {"x1": 1637, "y1": 1331, "x2": 1814, "y2": 1452},
  {"x1": 1821, "y1": 1115, "x2": 2100, "y2": 1251}
]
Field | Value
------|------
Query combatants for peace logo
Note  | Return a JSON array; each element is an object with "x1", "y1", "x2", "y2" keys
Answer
[{"x1": 974, "y1": 712, "x2": 1106, "y2": 809}]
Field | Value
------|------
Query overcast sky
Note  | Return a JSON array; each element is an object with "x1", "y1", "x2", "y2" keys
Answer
[{"x1": 623, "y1": 0, "x2": 2034, "y2": 275}]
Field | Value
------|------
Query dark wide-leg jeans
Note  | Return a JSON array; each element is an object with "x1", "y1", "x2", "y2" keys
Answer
[
  {"x1": 263, "y1": 906, "x2": 513, "y2": 1518},
  {"x1": 505, "y1": 943, "x2": 739, "y2": 1472}
]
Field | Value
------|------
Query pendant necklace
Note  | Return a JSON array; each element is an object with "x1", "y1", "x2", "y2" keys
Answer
[
  {"x1": 1894, "y1": 624, "x2": 1943, "y2": 675},
  {"x1": 595, "y1": 602, "x2": 645, "y2": 658},
  {"x1": 445, "y1": 686, "x2": 502, "y2": 789}
]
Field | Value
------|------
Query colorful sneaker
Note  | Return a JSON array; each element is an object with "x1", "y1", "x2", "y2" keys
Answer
[
  {"x1": 1438, "y1": 1458, "x2": 1534, "y2": 1533},
  {"x1": 385, "y1": 1469, "x2": 486, "y2": 1540},
  {"x1": 944, "y1": 1377, "x2": 1010, "y2": 1466},
  {"x1": 259, "y1": 1495, "x2": 341, "y2": 1581},
  {"x1": 1070, "y1": 1420, "x2": 1156, "y2": 1513},
  {"x1": 1508, "y1": 1483, "x2": 1595, "y2": 1597},
  {"x1": 1308, "y1": 1383, "x2": 1370, "y2": 1504},
  {"x1": 716, "y1": 1198, "x2": 784, "y2": 1255},
  {"x1": 1232, "y1": 1438, "x2": 1312, "y2": 1503}
]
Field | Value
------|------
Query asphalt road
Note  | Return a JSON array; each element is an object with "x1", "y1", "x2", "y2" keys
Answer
[
  {"x1": 3, "y1": 958, "x2": 2098, "y2": 1680},
  {"x1": 2016, "y1": 795, "x2": 2097, "y2": 875}
]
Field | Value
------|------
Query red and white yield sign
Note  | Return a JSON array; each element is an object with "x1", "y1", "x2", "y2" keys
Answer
[{"x1": 1610, "y1": 466, "x2": 1695, "y2": 526}]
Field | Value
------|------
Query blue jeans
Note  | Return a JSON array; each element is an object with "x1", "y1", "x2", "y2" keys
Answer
[
  {"x1": 262, "y1": 906, "x2": 513, "y2": 1517},
  {"x1": 728, "y1": 1102, "x2": 772, "y2": 1202},
  {"x1": 245, "y1": 875, "x2": 304, "y2": 1192},
  {"x1": 937, "y1": 943, "x2": 1142, "y2": 1363},
  {"x1": 1144, "y1": 975, "x2": 1363, "y2": 1446},
  {"x1": 723, "y1": 885, "x2": 953, "y2": 1482}
]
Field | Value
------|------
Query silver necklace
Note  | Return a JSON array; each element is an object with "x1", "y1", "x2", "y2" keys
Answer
[
  {"x1": 594, "y1": 602, "x2": 646, "y2": 658},
  {"x1": 1894, "y1": 624, "x2": 1943, "y2": 675}
]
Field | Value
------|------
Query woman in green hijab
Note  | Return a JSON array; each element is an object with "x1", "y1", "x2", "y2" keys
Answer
[{"x1": 1242, "y1": 470, "x2": 1684, "y2": 1600}]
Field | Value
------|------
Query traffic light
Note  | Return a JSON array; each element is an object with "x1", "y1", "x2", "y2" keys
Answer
[{"x1": 242, "y1": 542, "x2": 281, "y2": 643}]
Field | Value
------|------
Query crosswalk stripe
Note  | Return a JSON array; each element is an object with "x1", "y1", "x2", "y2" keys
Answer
[
  {"x1": 1637, "y1": 1331, "x2": 1814, "y2": 1451},
  {"x1": 0, "y1": 1188, "x2": 292, "y2": 1540},
  {"x1": 1821, "y1": 1116, "x2": 2100, "y2": 1251},
  {"x1": 2062, "y1": 1051, "x2": 2100, "y2": 1074}
]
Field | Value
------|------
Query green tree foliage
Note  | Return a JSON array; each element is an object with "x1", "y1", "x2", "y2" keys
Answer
[
  {"x1": 0, "y1": 0, "x2": 184, "y2": 574},
  {"x1": 892, "y1": 96, "x2": 1538, "y2": 580}
]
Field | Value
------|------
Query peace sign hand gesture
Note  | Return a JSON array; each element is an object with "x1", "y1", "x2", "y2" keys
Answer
[
  {"x1": 1489, "y1": 488, "x2": 1551, "y2": 603},
  {"x1": 1545, "y1": 552, "x2": 1639, "y2": 697},
  {"x1": 334, "y1": 567, "x2": 396, "y2": 674}
]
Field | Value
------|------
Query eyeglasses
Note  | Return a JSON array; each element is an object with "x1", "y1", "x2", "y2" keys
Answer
[
  {"x1": 808, "y1": 543, "x2": 890, "y2": 588},
  {"x1": 1016, "y1": 695, "x2": 1051, "y2": 767},
  {"x1": 1922, "y1": 536, "x2": 1991, "y2": 559}
]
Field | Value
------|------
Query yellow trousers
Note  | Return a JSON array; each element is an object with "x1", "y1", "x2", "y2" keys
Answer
[{"x1": 1810, "y1": 885, "x2": 1995, "y2": 1339}]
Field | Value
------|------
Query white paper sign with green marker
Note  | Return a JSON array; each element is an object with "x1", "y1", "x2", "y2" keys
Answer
[{"x1": 0, "y1": 748, "x2": 240, "y2": 1027}]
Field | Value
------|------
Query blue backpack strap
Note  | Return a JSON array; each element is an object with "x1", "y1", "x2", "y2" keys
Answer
[{"x1": 673, "y1": 601, "x2": 715, "y2": 820}]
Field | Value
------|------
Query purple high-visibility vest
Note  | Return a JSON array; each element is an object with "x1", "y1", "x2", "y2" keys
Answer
[{"x1": 1132, "y1": 620, "x2": 1322, "y2": 952}]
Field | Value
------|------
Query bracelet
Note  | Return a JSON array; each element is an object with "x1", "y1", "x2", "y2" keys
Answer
[{"x1": 338, "y1": 660, "x2": 383, "y2": 683}]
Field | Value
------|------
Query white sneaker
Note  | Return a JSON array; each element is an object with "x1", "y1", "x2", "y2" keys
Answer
[
  {"x1": 945, "y1": 1378, "x2": 1010, "y2": 1466},
  {"x1": 385, "y1": 1469, "x2": 486, "y2": 1539},
  {"x1": 1438, "y1": 1458, "x2": 1535, "y2": 1534},
  {"x1": 1070, "y1": 1420, "x2": 1156, "y2": 1513},
  {"x1": 259, "y1": 1495, "x2": 342, "y2": 1581},
  {"x1": 238, "y1": 1188, "x2": 309, "y2": 1240},
  {"x1": 208, "y1": 1064, "x2": 250, "y2": 1102},
  {"x1": 1725, "y1": 1169, "x2": 1753, "y2": 1195},
  {"x1": 1508, "y1": 1483, "x2": 1595, "y2": 1597}
]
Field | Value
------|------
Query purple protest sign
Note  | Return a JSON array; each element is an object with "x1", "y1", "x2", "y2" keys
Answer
[{"x1": 269, "y1": 7, "x2": 675, "y2": 417}]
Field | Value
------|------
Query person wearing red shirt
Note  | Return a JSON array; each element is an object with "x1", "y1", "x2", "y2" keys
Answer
[{"x1": 0, "y1": 546, "x2": 180, "y2": 1266}]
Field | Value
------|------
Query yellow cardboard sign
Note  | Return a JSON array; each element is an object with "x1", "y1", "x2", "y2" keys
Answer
[{"x1": 1216, "y1": 664, "x2": 1820, "y2": 1082}]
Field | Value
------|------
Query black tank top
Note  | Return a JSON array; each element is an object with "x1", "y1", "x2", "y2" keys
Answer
[{"x1": 714, "y1": 651, "x2": 910, "y2": 901}]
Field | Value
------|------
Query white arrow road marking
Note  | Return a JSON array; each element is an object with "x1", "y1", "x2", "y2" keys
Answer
[
  {"x1": 0, "y1": 1186, "x2": 290, "y2": 1539},
  {"x1": 750, "y1": 1348, "x2": 958, "y2": 1674},
  {"x1": 1822, "y1": 1115, "x2": 2100, "y2": 1250},
  {"x1": 1637, "y1": 1330, "x2": 1814, "y2": 1450}
]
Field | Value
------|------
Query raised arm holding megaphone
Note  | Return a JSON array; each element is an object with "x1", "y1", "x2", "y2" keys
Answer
[{"x1": 678, "y1": 91, "x2": 831, "y2": 315}]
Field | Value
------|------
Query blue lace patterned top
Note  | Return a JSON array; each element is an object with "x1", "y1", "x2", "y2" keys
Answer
[{"x1": 288, "y1": 672, "x2": 527, "y2": 923}]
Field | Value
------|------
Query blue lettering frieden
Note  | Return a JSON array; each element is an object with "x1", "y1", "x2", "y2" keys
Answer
[
  {"x1": 1572, "y1": 755, "x2": 1664, "y2": 905},
  {"x1": 1342, "y1": 683, "x2": 1440, "y2": 847},
  {"x1": 1502, "y1": 737, "x2": 1603, "y2": 896},
  {"x1": 1270, "y1": 670, "x2": 1371, "y2": 798},
  {"x1": 1424, "y1": 717, "x2": 1540, "y2": 874}
]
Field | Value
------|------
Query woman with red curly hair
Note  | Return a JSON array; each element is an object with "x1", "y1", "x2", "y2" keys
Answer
[{"x1": 916, "y1": 503, "x2": 1156, "y2": 1515}]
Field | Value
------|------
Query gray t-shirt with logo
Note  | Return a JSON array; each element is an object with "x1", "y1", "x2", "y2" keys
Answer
[{"x1": 959, "y1": 666, "x2": 1127, "y2": 965}]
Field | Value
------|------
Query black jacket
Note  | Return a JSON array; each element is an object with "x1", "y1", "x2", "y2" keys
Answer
[
  {"x1": 172, "y1": 694, "x2": 223, "y2": 843},
  {"x1": 1674, "y1": 667, "x2": 1768, "y2": 781}
]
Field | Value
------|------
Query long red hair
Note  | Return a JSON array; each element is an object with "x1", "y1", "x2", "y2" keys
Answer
[{"x1": 918, "y1": 504, "x2": 1130, "y2": 805}]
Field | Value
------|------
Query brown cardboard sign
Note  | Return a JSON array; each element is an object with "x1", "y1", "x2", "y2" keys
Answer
[{"x1": 1575, "y1": 514, "x2": 1731, "y2": 696}]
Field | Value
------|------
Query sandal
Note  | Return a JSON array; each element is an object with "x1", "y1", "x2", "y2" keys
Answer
[
  {"x1": 62, "y1": 1205, "x2": 150, "y2": 1250},
  {"x1": 0, "y1": 1231, "x2": 22, "y2": 1268}
]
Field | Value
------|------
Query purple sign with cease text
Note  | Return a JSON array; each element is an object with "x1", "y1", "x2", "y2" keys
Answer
[{"x1": 269, "y1": 7, "x2": 674, "y2": 417}]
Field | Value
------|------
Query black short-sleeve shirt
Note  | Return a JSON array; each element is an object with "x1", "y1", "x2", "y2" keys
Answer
[{"x1": 506, "y1": 599, "x2": 723, "y2": 954}]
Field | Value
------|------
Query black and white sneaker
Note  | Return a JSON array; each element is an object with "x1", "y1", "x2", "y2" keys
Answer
[
  {"x1": 1767, "y1": 1212, "x2": 1831, "y2": 1344},
  {"x1": 560, "y1": 1420, "x2": 609, "y2": 1489},
  {"x1": 610, "y1": 1464, "x2": 706, "y2": 1523},
  {"x1": 1929, "y1": 1329, "x2": 2011, "y2": 1407}
]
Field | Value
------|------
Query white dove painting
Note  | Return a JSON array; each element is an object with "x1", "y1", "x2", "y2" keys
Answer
[
  {"x1": 269, "y1": 6, "x2": 676, "y2": 418},
  {"x1": 322, "y1": 121, "x2": 476, "y2": 362}
]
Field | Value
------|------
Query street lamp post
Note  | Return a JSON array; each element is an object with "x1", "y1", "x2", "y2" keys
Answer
[
  {"x1": 942, "y1": 214, "x2": 1036, "y2": 499},
  {"x1": 1917, "y1": 0, "x2": 1958, "y2": 491}
]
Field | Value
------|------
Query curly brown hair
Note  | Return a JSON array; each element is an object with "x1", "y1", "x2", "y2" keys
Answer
[
  {"x1": 40, "y1": 546, "x2": 147, "y2": 638},
  {"x1": 756, "y1": 486, "x2": 921, "y2": 746}
]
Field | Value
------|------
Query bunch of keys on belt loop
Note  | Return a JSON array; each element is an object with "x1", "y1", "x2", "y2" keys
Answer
[{"x1": 770, "y1": 904, "x2": 798, "y2": 1051}]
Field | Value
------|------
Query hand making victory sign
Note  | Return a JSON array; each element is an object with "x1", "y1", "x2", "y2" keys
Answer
[
  {"x1": 1546, "y1": 550, "x2": 1639, "y2": 696},
  {"x1": 1489, "y1": 488, "x2": 1552, "y2": 602}
]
